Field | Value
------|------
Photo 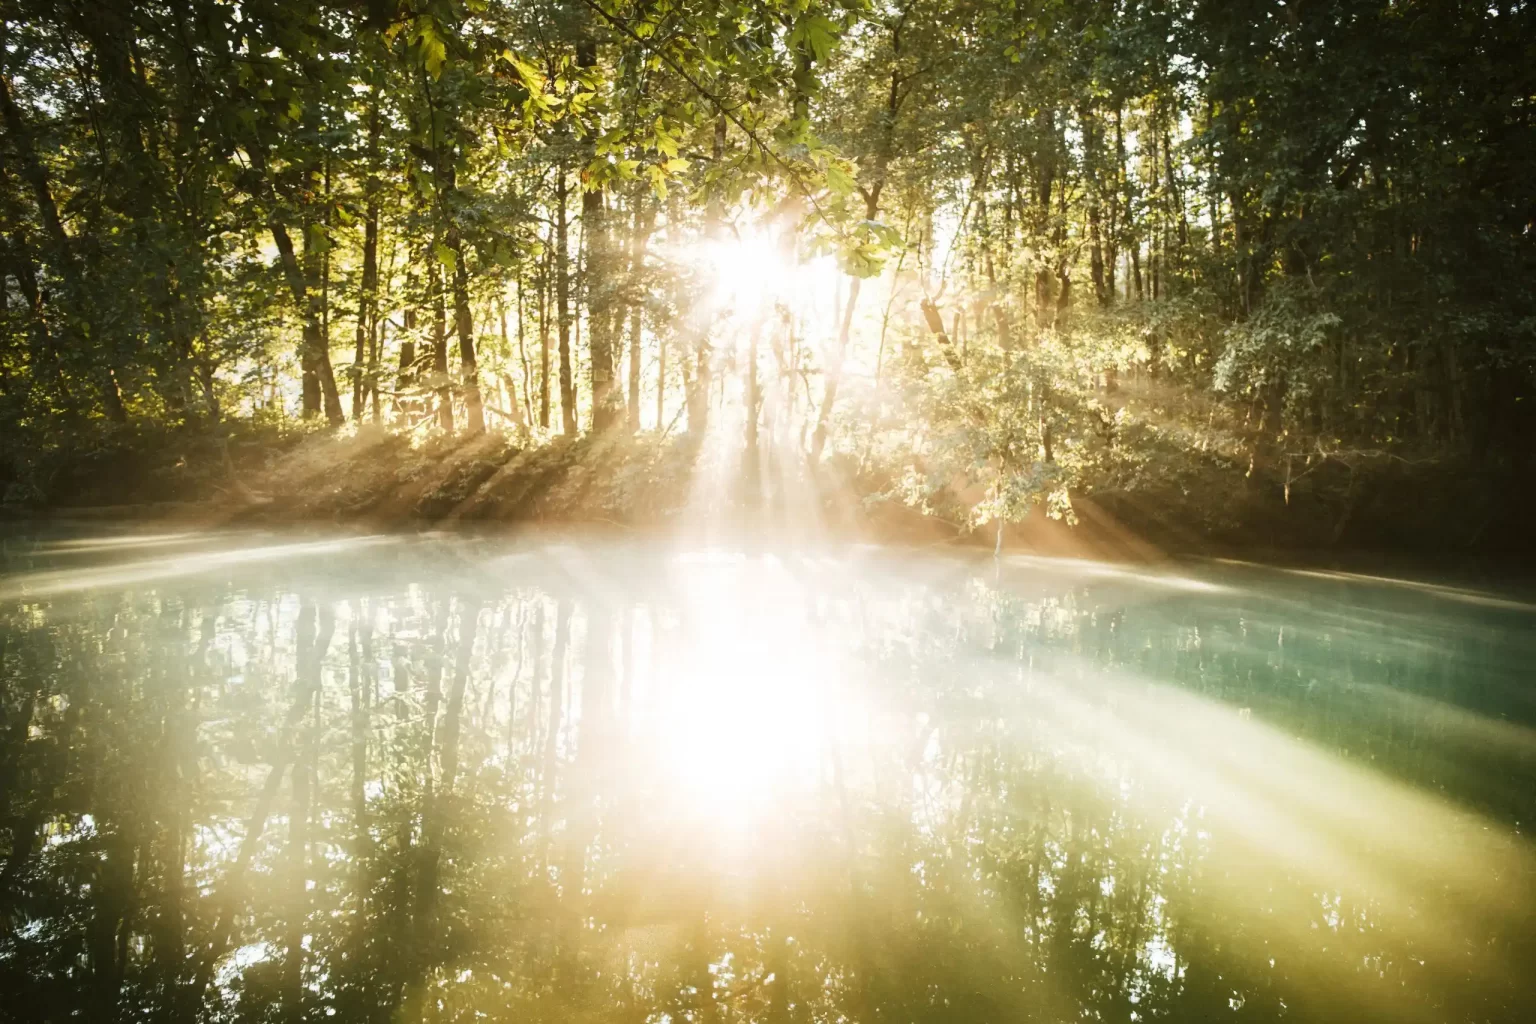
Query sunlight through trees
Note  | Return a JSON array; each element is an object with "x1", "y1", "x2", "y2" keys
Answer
[{"x1": 0, "y1": 1, "x2": 1531, "y2": 544}]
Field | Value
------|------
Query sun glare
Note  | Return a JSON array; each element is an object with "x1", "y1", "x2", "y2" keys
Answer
[
  {"x1": 703, "y1": 229, "x2": 795, "y2": 312},
  {"x1": 695, "y1": 220, "x2": 840, "y2": 319},
  {"x1": 640, "y1": 554, "x2": 854, "y2": 838}
]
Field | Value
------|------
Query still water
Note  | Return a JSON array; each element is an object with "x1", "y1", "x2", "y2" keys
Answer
[{"x1": 0, "y1": 529, "x2": 1533, "y2": 1023}]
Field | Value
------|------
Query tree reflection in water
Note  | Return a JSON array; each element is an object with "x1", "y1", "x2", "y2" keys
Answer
[{"x1": 0, "y1": 533, "x2": 1533, "y2": 1022}]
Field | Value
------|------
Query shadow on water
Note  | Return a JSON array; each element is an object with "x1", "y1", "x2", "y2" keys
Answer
[{"x1": 0, "y1": 529, "x2": 1533, "y2": 1022}]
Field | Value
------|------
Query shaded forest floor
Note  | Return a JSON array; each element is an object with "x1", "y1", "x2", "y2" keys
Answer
[{"x1": 2, "y1": 421, "x2": 1532, "y2": 563}]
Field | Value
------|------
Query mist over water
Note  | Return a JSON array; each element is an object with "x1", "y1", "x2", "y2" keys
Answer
[{"x1": 1, "y1": 529, "x2": 1533, "y2": 1022}]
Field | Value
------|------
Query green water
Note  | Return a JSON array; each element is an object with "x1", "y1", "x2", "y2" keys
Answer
[{"x1": 1, "y1": 530, "x2": 1533, "y2": 1023}]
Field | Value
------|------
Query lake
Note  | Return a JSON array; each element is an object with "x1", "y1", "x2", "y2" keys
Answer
[{"x1": 0, "y1": 529, "x2": 1533, "y2": 1022}]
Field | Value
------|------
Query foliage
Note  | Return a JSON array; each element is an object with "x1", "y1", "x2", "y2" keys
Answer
[
  {"x1": 1, "y1": 535, "x2": 1532, "y2": 1020},
  {"x1": 0, "y1": 0, "x2": 1531, "y2": 541}
]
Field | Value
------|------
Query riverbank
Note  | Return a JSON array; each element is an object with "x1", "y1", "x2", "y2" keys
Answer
[{"x1": 3, "y1": 423, "x2": 1532, "y2": 564}]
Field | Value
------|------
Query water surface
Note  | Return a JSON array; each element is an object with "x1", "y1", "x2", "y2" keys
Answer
[{"x1": 1, "y1": 529, "x2": 1533, "y2": 1022}]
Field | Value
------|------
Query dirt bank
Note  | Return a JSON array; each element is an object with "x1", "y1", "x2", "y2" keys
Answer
[{"x1": 8, "y1": 425, "x2": 1534, "y2": 567}]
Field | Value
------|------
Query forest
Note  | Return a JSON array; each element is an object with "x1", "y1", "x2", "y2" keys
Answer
[
  {"x1": 1, "y1": 0, "x2": 1534, "y2": 550},
  {"x1": 5, "y1": 5, "x2": 1536, "y2": 1020}
]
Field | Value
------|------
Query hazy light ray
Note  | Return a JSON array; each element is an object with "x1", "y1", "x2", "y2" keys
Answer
[
  {"x1": 999, "y1": 553, "x2": 1234, "y2": 594},
  {"x1": 630, "y1": 553, "x2": 864, "y2": 851},
  {"x1": 992, "y1": 728, "x2": 1496, "y2": 1019},
  {"x1": 892, "y1": 728, "x2": 1167, "y2": 1021},
  {"x1": 980, "y1": 651, "x2": 1536, "y2": 997},
  {"x1": 1283, "y1": 565, "x2": 1536, "y2": 612},
  {"x1": 1213, "y1": 558, "x2": 1536, "y2": 613},
  {"x1": 677, "y1": 385, "x2": 747, "y2": 542},
  {"x1": 0, "y1": 536, "x2": 395, "y2": 600},
  {"x1": 1324, "y1": 678, "x2": 1536, "y2": 761},
  {"x1": 27, "y1": 532, "x2": 204, "y2": 555},
  {"x1": 894, "y1": 612, "x2": 1527, "y2": 965}
]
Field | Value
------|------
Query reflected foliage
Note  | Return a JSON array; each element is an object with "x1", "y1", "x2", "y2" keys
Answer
[{"x1": 1, "y1": 533, "x2": 1533, "y2": 1022}]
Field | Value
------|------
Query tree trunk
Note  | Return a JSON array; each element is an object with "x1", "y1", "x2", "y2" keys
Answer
[
  {"x1": 434, "y1": 144, "x2": 483, "y2": 435},
  {"x1": 745, "y1": 314, "x2": 763, "y2": 460},
  {"x1": 515, "y1": 280, "x2": 534, "y2": 425},
  {"x1": 627, "y1": 296, "x2": 643, "y2": 432},
  {"x1": 1085, "y1": 104, "x2": 1107, "y2": 306},
  {"x1": 556, "y1": 164, "x2": 577, "y2": 435},
  {"x1": 449, "y1": 232, "x2": 484, "y2": 433},
  {"x1": 353, "y1": 103, "x2": 381, "y2": 421},
  {"x1": 431, "y1": 260, "x2": 454, "y2": 432},
  {"x1": 269, "y1": 215, "x2": 343, "y2": 425},
  {"x1": 370, "y1": 320, "x2": 385, "y2": 423},
  {"x1": 321, "y1": 158, "x2": 334, "y2": 418},
  {"x1": 811, "y1": 275, "x2": 862, "y2": 461},
  {"x1": 347, "y1": 610, "x2": 372, "y2": 918},
  {"x1": 656, "y1": 315, "x2": 666, "y2": 432},
  {"x1": 539, "y1": 225, "x2": 552, "y2": 429},
  {"x1": 584, "y1": 182, "x2": 617, "y2": 433},
  {"x1": 0, "y1": 64, "x2": 127, "y2": 422},
  {"x1": 398, "y1": 309, "x2": 418, "y2": 416},
  {"x1": 688, "y1": 116, "x2": 729, "y2": 438},
  {"x1": 399, "y1": 598, "x2": 478, "y2": 1017},
  {"x1": 4, "y1": 229, "x2": 60, "y2": 391},
  {"x1": 921, "y1": 298, "x2": 962, "y2": 370},
  {"x1": 503, "y1": 299, "x2": 529, "y2": 429},
  {"x1": 627, "y1": 193, "x2": 655, "y2": 433}
]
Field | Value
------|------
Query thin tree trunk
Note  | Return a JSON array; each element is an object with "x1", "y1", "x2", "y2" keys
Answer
[
  {"x1": 322, "y1": 157, "x2": 334, "y2": 419},
  {"x1": 252, "y1": 146, "x2": 343, "y2": 427},
  {"x1": 556, "y1": 163, "x2": 577, "y2": 435},
  {"x1": 584, "y1": 182, "x2": 616, "y2": 432},
  {"x1": 370, "y1": 318, "x2": 385, "y2": 423},
  {"x1": 431, "y1": 261, "x2": 453, "y2": 432},
  {"x1": 745, "y1": 313, "x2": 763, "y2": 460},
  {"x1": 539, "y1": 225, "x2": 552, "y2": 429},
  {"x1": 399, "y1": 598, "x2": 478, "y2": 1019},
  {"x1": 515, "y1": 277, "x2": 534, "y2": 425},
  {"x1": 270, "y1": 214, "x2": 343, "y2": 425},
  {"x1": 497, "y1": 301, "x2": 526, "y2": 430},
  {"x1": 3, "y1": 228, "x2": 60, "y2": 390},
  {"x1": 449, "y1": 233, "x2": 484, "y2": 433},
  {"x1": 354, "y1": 102, "x2": 381, "y2": 421},
  {"x1": 688, "y1": 115, "x2": 729, "y2": 438},
  {"x1": 0, "y1": 63, "x2": 127, "y2": 421},
  {"x1": 397, "y1": 309, "x2": 418, "y2": 420},
  {"x1": 1087, "y1": 117, "x2": 1107, "y2": 306},
  {"x1": 347, "y1": 609, "x2": 371, "y2": 917},
  {"x1": 541, "y1": 600, "x2": 570, "y2": 871},
  {"x1": 282, "y1": 708, "x2": 312, "y2": 1024},
  {"x1": 627, "y1": 192, "x2": 654, "y2": 433},
  {"x1": 184, "y1": 604, "x2": 332, "y2": 1018},
  {"x1": 656, "y1": 326, "x2": 666, "y2": 432},
  {"x1": 811, "y1": 276, "x2": 861, "y2": 461}
]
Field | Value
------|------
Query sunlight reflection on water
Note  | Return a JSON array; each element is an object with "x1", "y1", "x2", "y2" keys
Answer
[{"x1": 0, "y1": 530, "x2": 1533, "y2": 1022}]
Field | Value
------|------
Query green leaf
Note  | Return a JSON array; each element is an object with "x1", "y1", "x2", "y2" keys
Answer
[
  {"x1": 502, "y1": 50, "x2": 544, "y2": 92},
  {"x1": 824, "y1": 161, "x2": 855, "y2": 198},
  {"x1": 789, "y1": 14, "x2": 840, "y2": 63},
  {"x1": 434, "y1": 242, "x2": 456, "y2": 274},
  {"x1": 414, "y1": 17, "x2": 447, "y2": 79}
]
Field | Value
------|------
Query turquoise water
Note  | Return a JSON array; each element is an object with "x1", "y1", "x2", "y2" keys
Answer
[{"x1": 0, "y1": 530, "x2": 1532, "y2": 1022}]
